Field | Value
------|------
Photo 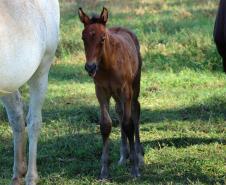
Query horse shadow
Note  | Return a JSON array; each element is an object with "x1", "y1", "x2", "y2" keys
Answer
[
  {"x1": 1, "y1": 85, "x2": 226, "y2": 184},
  {"x1": 38, "y1": 95, "x2": 225, "y2": 183},
  {"x1": 35, "y1": 128, "x2": 225, "y2": 184},
  {"x1": 143, "y1": 136, "x2": 226, "y2": 150},
  {"x1": 41, "y1": 93, "x2": 226, "y2": 125},
  {"x1": 48, "y1": 63, "x2": 92, "y2": 84},
  {"x1": 141, "y1": 95, "x2": 226, "y2": 124},
  {"x1": 0, "y1": 129, "x2": 224, "y2": 184},
  {"x1": 1, "y1": 100, "x2": 225, "y2": 184}
]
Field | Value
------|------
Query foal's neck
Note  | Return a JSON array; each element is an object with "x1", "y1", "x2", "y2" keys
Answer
[{"x1": 101, "y1": 31, "x2": 116, "y2": 70}]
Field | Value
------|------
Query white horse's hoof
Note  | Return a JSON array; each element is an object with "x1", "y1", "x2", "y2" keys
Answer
[
  {"x1": 11, "y1": 177, "x2": 23, "y2": 185},
  {"x1": 25, "y1": 175, "x2": 39, "y2": 185}
]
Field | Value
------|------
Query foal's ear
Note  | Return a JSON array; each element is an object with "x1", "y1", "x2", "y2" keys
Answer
[
  {"x1": 100, "y1": 7, "x2": 108, "y2": 25},
  {"x1": 78, "y1": 7, "x2": 90, "y2": 26}
]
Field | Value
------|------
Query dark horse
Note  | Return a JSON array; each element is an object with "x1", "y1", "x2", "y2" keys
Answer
[
  {"x1": 78, "y1": 7, "x2": 144, "y2": 179},
  {"x1": 214, "y1": 0, "x2": 226, "y2": 72}
]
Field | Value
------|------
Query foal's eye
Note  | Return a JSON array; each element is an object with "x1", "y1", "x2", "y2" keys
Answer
[{"x1": 90, "y1": 31, "x2": 96, "y2": 37}]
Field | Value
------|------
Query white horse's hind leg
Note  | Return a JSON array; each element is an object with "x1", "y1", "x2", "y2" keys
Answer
[
  {"x1": 25, "y1": 56, "x2": 53, "y2": 185},
  {"x1": 1, "y1": 91, "x2": 27, "y2": 185}
]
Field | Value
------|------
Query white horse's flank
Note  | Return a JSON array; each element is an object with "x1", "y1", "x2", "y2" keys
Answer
[{"x1": 0, "y1": 0, "x2": 60, "y2": 184}]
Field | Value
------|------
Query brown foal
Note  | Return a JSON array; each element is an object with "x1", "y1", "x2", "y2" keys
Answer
[{"x1": 78, "y1": 7, "x2": 144, "y2": 179}]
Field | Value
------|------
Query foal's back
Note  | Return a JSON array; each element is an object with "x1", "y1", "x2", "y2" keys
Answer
[
  {"x1": 110, "y1": 27, "x2": 140, "y2": 51},
  {"x1": 108, "y1": 27, "x2": 141, "y2": 79}
]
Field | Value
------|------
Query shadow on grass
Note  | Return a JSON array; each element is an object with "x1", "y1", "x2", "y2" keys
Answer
[
  {"x1": 112, "y1": 164, "x2": 225, "y2": 185},
  {"x1": 49, "y1": 63, "x2": 92, "y2": 83},
  {"x1": 43, "y1": 104, "x2": 100, "y2": 125},
  {"x1": 28, "y1": 134, "x2": 226, "y2": 184},
  {"x1": 122, "y1": 162, "x2": 225, "y2": 185},
  {"x1": 36, "y1": 133, "x2": 225, "y2": 184},
  {"x1": 1, "y1": 130, "x2": 225, "y2": 184},
  {"x1": 141, "y1": 95, "x2": 226, "y2": 124},
  {"x1": 42, "y1": 94, "x2": 226, "y2": 126},
  {"x1": 37, "y1": 133, "x2": 102, "y2": 178},
  {"x1": 1, "y1": 125, "x2": 224, "y2": 184},
  {"x1": 143, "y1": 137, "x2": 226, "y2": 149}
]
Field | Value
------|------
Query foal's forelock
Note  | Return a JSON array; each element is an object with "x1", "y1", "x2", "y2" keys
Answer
[
  {"x1": 86, "y1": 14, "x2": 107, "y2": 26},
  {"x1": 90, "y1": 14, "x2": 103, "y2": 24}
]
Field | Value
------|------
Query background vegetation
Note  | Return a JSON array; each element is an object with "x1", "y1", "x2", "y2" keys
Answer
[{"x1": 0, "y1": 0, "x2": 225, "y2": 184}]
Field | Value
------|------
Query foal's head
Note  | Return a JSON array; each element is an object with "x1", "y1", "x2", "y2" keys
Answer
[{"x1": 78, "y1": 7, "x2": 108, "y2": 77}]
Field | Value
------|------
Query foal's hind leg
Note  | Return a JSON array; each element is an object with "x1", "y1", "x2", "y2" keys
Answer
[
  {"x1": 1, "y1": 91, "x2": 27, "y2": 185},
  {"x1": 96, "y1": 87, "x2": 112, "y2": 179},
  {"x1": 25, "y1": 56, "x2": 53, "y2": 185},
  {"x1": 115, "y1": 101, "x2": 129, "y2": 165},
  {"x1": 121, "y1": 86, "x2": 140, "y2": 177},
  {"x1": 132, "y1": 99, "x2": 144, "y2": 166},
  {"x1": 132, "y1": 62, "x2": 144, "y2": 167}
]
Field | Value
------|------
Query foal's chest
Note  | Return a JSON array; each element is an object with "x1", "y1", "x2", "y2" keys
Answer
[{"x1": 94, "y1": 72, "x2": 124, "y2": 94}]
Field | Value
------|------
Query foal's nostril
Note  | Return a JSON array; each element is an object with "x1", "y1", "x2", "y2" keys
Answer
[{"x1": 85, "y1": 63, "x2": 97, "y2": 73}]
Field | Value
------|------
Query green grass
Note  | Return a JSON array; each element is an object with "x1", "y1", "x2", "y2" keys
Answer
[{"x1": 1, "y1": 0, "x2": 226, "y2": 184}]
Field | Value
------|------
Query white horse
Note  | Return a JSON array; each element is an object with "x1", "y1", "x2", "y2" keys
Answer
[{"x1": 0, "y1": 0, "x2": 60, "y2": 184}]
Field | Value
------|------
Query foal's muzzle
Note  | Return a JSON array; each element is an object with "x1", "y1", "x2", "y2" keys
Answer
[{"x1": 85, "y1": 63, "x2": 97, "y2": 77}]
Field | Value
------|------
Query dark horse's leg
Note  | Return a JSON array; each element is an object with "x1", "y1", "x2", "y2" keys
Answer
[
  {"x1": 115, "y1": 101, "x2": 129, "y2": 165},
  {"x1": 214, "y1": 0, "x2": 226, "y2": 72},
  {"x1": 96, "y1": 86, "x2": 112, "y2": 179},
  {"x1": 121, "y1": 85, "x2": 140, "y2": 177}
]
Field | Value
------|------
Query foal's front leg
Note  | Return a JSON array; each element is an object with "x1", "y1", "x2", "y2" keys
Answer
[
  {"x1": 96, "y1": 86, "x2": 112, "y2": 179},
  {"x1": 115, "y1": 101, "x2": 129, "y2": 165},
  {"x1": 1, "y1": 91, "x2": 27, "y2": 185}
]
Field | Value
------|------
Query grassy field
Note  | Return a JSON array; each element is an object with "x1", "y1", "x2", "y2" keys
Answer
[{"x1": 1, "y1": 0, "x2": 226, "y2": 184}]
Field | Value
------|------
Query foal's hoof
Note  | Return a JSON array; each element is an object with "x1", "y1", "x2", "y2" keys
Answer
[
  {"x1": 131, "y1": 167, "x2": 141, "y2": 178},
  {"x1": 138, "y1": 153, "x2": 144, "y2": 167},
  {"x1": 118, "y1": 156, "x2": 128, "y2": 166},
  {"x1": 99, "y1": 167, "x2": 109, "y2": 180}
]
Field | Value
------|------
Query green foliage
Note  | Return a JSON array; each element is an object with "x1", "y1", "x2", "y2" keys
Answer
[{"x1": 0, "y1": 0, "x2": 226, "y2": 184}]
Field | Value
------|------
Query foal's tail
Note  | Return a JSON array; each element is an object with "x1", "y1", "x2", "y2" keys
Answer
[
  {"x1": 129, "y1": 32, "x2": 144, "y2": 158},
  {"x1": 133, "y1": 44, "x2": 142, "y2": 100},
  {"x1": 128, "y1": 31, "x2": 142, "y2": 99}
]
